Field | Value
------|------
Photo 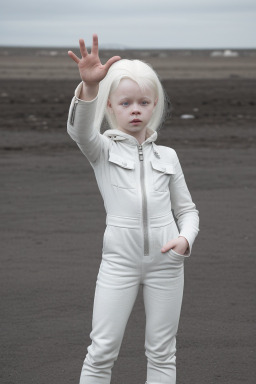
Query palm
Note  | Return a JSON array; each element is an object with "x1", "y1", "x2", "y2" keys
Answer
[
  {"x1": 78, "y1": 55, "x2": 105, "y2": 84},
  {"x1": 68, "y1": 34, "x2": 121, "y2": 85}
]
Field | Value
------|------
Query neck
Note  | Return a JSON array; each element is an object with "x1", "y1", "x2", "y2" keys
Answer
[
  {"x1": 117, "y1": 127, "x2": 147, "y2": 145},
  {"x1": 135, "y1": 131, "x2": 146, "y2": 145}
]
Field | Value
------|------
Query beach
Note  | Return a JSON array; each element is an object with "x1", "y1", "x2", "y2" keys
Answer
[{"x1": 1, "y1": 47, "x2": 255, "y2": 383}]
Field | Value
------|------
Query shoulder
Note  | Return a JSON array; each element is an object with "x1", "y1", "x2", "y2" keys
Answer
[{"x1": 154, "y1": 144, "x2": 179, "y2": 163}]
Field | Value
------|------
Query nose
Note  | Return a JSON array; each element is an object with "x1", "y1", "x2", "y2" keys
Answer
[{"x1": 131, "y1": 105, "x2": 141, "y2": 115}]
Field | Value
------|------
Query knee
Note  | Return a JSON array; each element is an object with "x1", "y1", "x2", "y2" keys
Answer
[
  {"x1": 85, "y1": 338, "x2": 120, "y2": 368},
  {"x1": 146, "y1": 349, "x2": 176, "y2": 367},
  {"x1": 145, "y1": 339, "x2": 176, "y2": 366}
]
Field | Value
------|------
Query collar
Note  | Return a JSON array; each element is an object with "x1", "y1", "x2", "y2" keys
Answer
[{"x1": 103, "y1": 127, "x2": 158, "y2": 146}]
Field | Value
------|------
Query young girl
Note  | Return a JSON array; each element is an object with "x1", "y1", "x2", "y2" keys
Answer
[{"x1": 67, "y1": 34, "x2": 199, "y2": 384}]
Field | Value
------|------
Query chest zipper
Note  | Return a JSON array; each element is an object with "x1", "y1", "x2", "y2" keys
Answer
[
  {"x1": 138, "y1": 145, "x2": 149, "y2": 256},
  {"x1": 69, "y1": 98, "x2": 78, "y2": 126}
]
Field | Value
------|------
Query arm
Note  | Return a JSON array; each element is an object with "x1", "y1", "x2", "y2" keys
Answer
[
  {"x1": 161, "y1": 152, "x2": 199, "y2": 256},
  {"x1": 67, "y1": 83, "x2": 100, "y2": 163},
  {"x1": 170, "y1": 155, "x2": 199, "y2": 255},
  {"x1": 66, "y1": 35, "x2": 121, "y2": 163}
]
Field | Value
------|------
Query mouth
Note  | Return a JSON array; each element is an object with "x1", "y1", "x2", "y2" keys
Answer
[{"x1": 130, "y1": 119, "x2": 142, "y2": 123}]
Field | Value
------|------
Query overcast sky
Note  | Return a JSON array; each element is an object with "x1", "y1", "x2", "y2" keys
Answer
[{"x1": 1, "y1": 0, "x2": 255, "y2": 48}]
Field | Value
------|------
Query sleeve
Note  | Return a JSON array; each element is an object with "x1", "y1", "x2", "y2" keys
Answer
[
  {"x1": 169, "y1": 151, "x2": 200, "y2": 256},
  {"x1": 67, "y1": 81, "x2": 105, "y2": 164}
]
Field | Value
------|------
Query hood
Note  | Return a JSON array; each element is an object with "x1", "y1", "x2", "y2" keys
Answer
[{"x1": 103, "y1": 127, "x2": 158, "y2": 146}]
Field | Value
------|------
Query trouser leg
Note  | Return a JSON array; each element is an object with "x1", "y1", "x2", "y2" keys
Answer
[
  {"x1": 143, "y1": 263, "x2": 184, "y2": 384},
  {"x1": 79, "y1": 281, "x2": 140, "y2": 384}
]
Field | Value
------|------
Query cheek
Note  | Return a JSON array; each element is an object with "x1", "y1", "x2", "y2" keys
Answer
[
  {"x1": 117, "y1": 109, "x2": 129, "y2": 118},
  {"x1": 146, "y1": 107, "x2": 155, "y2": 118},
  {"x1": 111, "y1": 107, "x2": 121, "y2": 117},
  {"x1": 114, "y1": 111, "x2": 126, "y2": 124}
]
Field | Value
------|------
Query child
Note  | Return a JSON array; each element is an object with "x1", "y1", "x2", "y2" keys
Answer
[{"x1": 67, "y1": 34, "x2": 199, "y2": 384}]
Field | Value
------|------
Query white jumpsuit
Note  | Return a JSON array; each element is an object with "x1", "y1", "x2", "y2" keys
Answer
[{"x1": 67, "y1": 82, "x2": 200, "y2": 384}]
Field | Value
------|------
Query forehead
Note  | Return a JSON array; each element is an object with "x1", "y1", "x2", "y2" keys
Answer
[{"x1": 111, "y1": 78, "x2": 155, "y2": 99}]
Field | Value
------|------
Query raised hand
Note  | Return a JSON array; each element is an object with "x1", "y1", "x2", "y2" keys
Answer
[{"x1": 68, "y1": 34, "x2": 121, "y2": 87}]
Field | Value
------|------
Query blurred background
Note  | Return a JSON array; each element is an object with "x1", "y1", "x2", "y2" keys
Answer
[
  {"x1": 1, "y1": 1, "x2": 255, "y2": 384},
  {"x1": 1, "y1": 0, "x2": 256, "y2": 48}
]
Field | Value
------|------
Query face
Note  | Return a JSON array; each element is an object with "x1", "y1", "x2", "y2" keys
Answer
[{"x1": 107, "y1": 78, "x2": 158, "y2": 141}]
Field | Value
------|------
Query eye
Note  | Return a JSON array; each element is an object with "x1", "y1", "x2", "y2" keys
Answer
[
  {"x1": 121, "y1": 101, "x2": 129, "y2": 106},
  {"x1": 141, "y1": 100, "x2": 149, "y2": 105}
]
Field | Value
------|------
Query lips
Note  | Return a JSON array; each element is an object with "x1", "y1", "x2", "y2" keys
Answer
[{"x1": 130, "y1": 119, "x2": 142, "y2": 123}]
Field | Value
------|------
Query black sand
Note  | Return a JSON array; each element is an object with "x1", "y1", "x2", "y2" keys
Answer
[{"x1": 1, "y1": 49, "x2": 256, "y2": 383}]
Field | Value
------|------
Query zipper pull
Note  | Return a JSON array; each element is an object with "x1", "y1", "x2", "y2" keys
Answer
[
  {"x1": 138, "y1": 145, "x2": 143, "y2": 161},
  {"x1": 70, "y1": 98, "x2": 78, "y2": 126}
]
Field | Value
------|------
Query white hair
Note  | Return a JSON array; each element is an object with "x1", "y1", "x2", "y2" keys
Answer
[{"x1": 94, "y1": 59, "x2": 169, "y2": 132}]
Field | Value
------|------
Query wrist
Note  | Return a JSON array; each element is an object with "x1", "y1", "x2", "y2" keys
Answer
[
  {"x1": 178, "y1": 236, "x2": 189, "y2": 247},
  {"x1": 79, "y1": 82, "x2": 99, "y2": 101},
  {"x1": 82, "y1": 80, "x2": 99, "y2": 88}
]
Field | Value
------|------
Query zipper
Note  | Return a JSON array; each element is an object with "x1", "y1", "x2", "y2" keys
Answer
[
  {"x1": 138, "y1": 145, "x2": 149, "y2": 256},
  {"x1": 70, "y1": 98, "x2": 78, "y2": 125}
]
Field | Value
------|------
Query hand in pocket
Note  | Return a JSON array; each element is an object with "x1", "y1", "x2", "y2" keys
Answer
[{"x1": 161, "y1": 236, "x2": 189, "y2": 255}]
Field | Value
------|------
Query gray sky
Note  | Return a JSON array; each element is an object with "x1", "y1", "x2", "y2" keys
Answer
[{"x1": 1, "y1": 0, "x2": 255, "y2": 48}]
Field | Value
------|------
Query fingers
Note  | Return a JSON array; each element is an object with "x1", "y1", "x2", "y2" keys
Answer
[
  {"x1": 91, "y1": 33, "x2": 99, "y2": 56},
  {"x1": 79, "y1": 38, "x2": 88, "y2": 57},
  {"x1": 67, "y1": 50, "x2": 80, "y2": 64},
  {"x1": 161, "y1": 239, "x2": 176, "y2": 253},
  {"x1": 161, "y1": 237, "x2": 189, "y2": 255},
  {"x1": 104, "y1": 56, "x2": 122, "y2": 72},
  {"x1": 67, "y1": 38, "x2": 89, "y2": 63},
  {"x1": 68, "y1": 35, "x2": 121, "y2": 71}
]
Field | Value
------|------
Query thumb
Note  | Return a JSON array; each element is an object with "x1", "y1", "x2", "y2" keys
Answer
[
  {"x1": 104, "y1": 56, "x2": 121, "y2": 72},
  {"x1": 161, "y1": 239, "x2": 177, "y2": 253}
]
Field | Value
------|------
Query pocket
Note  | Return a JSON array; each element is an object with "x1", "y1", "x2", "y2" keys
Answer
[
  {"x1": 108, "y1": 152, "x2": 136, "y2": 189},
  {"x1": 102, "y1": 226, "x2": 111, "y2": 254},
  {"x1": 167, "y1": 248, "x2": 189, "y2": 262},
  {"x1": 151, "y1": 159, "x2": 175, "y2": 192}
]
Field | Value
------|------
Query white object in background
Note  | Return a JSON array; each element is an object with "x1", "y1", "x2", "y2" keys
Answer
[{"x1": 180, "y1": 114, "x2": 195, "y2": 119}]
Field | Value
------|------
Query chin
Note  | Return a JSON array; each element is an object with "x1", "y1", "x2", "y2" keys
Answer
[{"x1": 127, "y1": 126, "x2": 144, "y2": 133}]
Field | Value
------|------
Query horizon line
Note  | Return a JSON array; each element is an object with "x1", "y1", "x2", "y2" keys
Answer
[{"x1": 0, "y1": 44, "x2": 256, "y2": 50}]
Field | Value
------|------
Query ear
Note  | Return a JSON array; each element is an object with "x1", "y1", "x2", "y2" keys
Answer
[
  {"x1": 152, "y1": 97, "x2": 158, "y2": 113},
  {"x1": 107, "y1": 99, "x2": 113, "y2": 113}
]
